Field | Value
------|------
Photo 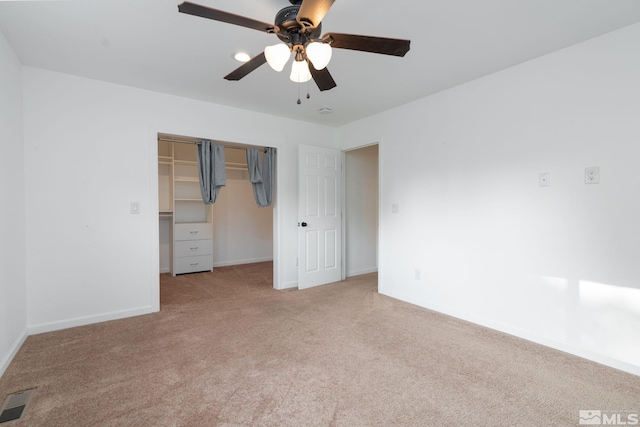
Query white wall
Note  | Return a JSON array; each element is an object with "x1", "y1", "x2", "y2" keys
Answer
[
  {"x1": 339, "y1": 23, "x2": 640, "y2": 375},
  {"x1": 22, "y1": 67, "x2": 337, "y2": 333},
  {"x1": 345, "y1": 145, "x2": 378, "y2": 277},
  {"x1": 0, "y1": 29, "x2": 28, "y2": 376}
]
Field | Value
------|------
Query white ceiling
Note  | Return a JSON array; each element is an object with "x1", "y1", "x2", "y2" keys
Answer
[{"x1": 2, "y1": 0, "x2": 640, "y2": 127}]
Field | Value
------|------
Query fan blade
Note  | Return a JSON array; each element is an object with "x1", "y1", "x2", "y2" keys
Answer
[
  {"x1": 178, "y1": 2, "x2": 277, "y2": 33},
  {"x1": 224, "y1": 52, "x2": 267, "y2": 81},
  {"x1": 297, "y1": 0, "x2": 335, "y2": 29},
  {"x1": 308, "y1": 62, "x2": 337, "y2": 91},
  {"x1": 324, "y1": 33, "x2": 410, "y2": 57}
]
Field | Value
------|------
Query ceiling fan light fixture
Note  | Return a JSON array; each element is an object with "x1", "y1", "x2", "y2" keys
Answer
[
  {"x1": 306, "y1": 42, "x2": 332, "y2": 70},
  {"x1": 290, "y1": 59, "x2": 312, "y2": 83},
  {"x1": 265, "y1": 43, "x2": 291, "y2": 72}
]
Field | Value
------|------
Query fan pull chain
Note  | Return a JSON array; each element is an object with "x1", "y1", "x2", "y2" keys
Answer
[{"x1": 296, "y1": 80, "x2": 311, "y2": 105}]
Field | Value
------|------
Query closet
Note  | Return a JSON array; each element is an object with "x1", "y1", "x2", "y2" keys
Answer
[{"x1": 158, "y1": 136, "x2": 274, "y2": 276}]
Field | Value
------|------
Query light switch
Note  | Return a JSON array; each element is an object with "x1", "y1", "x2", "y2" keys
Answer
[
  {"x1": 131, "y1": 201, "x2": 140, "y2": 214},
  {"x1": 391, "y1": 203, "x2": 400, "y2": 214}
]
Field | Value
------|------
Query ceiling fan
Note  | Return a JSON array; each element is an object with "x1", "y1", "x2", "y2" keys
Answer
[{"x1": 177, "y1": 0, "x2": 411, "y2": 94}]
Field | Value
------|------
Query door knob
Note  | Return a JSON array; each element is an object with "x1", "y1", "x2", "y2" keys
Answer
[{"x1": 301, "y1": 222, "x2": 308, "y2": 227}]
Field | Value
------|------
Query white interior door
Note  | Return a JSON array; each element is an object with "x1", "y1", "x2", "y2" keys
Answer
[{"x1": 298, "y1": 145, "x2": 342, "y2": 289}]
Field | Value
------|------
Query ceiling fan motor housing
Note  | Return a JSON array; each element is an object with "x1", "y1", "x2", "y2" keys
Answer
[{"x1": 275, "y1": 5, "x2": 322, "y2": 43}]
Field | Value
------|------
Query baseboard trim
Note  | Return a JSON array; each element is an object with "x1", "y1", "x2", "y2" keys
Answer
[
  {"x1": 346, "y1": 268, "x2": 378, "y2": 278},
  {"x1": 381, "y1": 288, "x2": 640, "y2": 377},
  {"x1": 159, "y1": 267, "x2": 170, "y2": 274},
  {"x1": 0, "y1": 329, "x2": 28, "y2": 379},
  {"x1": 28, "y1": 306, "x2": 155, "y2": 335},
  {"x1": 213, "y1": 257, "x2": 273, "y2": 268}
]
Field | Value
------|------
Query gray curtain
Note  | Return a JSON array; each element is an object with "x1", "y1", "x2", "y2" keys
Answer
[
  {"x1": 246, "y1": 147, "x2": 275, "y2": 208},
  {"x1": 196, "y1": 140, "x2": 226, "y2": 204}
]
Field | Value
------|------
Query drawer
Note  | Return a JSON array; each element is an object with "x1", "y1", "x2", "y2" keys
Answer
[
  {"x1": 175, "y1": 239, "x2": 213, "y2": 258},
  {"x1": 174, "y1": 255, "x2": 213, "y2": 274},
  {"x1": 174, "y1": 223, "x2": 213, "y2": 241}
]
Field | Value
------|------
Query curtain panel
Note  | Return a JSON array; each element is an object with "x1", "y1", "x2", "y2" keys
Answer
[{"x1": 196, "y1": 140, "x2": 226, "y2": 204}]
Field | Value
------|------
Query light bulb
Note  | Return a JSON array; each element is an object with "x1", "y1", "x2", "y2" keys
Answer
[
  {"x1": 264, "y1": 43, "x2": 291, "y2": 72},
  {"x1": 289, "y1": 59, "x2": 312, "y2": 83},
  {"x1": 306, "y1": 42, "x2": 332, "y2": 70}
]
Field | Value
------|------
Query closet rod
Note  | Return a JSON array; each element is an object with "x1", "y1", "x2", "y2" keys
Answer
[{"x1": 157, "y1": 136, "x2": 266, "y2": 152}]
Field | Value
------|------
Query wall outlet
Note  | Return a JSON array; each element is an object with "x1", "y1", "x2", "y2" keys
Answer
[
  {"x1": 585, "y1": 167, "x2": 600, "y2": 184},
  {"x1": 539, "y1": 172, "x2": 550, "y2": 187},
  {"x1": 414, "y1": 268, "x2": 421, "y2": 280}
]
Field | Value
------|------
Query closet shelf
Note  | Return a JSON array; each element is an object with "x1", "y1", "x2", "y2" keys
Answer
[
  {"x1": 174, "y1": 159, "x2": 197, "y2": 166},
  {"x1": 226, "y1": 162, "x2": 247, "y2": 169},
  {"x1": 174, "y1": 177, "x2": 199, "y2": 183},
  {"x1": 175, "y1": 198, "x2": 204, "y2": 202}
]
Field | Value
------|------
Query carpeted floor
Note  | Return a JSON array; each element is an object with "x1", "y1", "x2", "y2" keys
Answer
[{"x1": 1, "y1": 262, "x2": 638, "y2": 426}]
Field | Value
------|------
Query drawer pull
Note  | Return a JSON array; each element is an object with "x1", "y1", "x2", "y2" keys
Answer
[
  {"x1": 190, "y1": 247, "x2": 199, "y2": 251},
  {"x1": 190, "y1": 263, "x2": 199, "y2": 266},
  {"x1": 190, "y1": 231, "x2": 199, "y2": 235}
]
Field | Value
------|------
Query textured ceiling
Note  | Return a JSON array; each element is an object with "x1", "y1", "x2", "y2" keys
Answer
[{"x1": 1, "y1": 0, "x2": 640, "y2": 127}]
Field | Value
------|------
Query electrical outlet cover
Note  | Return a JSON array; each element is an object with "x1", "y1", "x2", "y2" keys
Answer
[
  {"x1": 585, "y1": 167, "x2": 600, "y2": 184},
  {"x1": 539, "y1": 172, "x2": 550, "y2": 187}
]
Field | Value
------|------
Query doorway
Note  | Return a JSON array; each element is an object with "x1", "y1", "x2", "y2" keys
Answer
[
  {"x1": 344, "y1": 144, "x2": 379, "y2": 278},
  {"x1": 157, "y1": 134, "x2": 278, "y2": 290}
]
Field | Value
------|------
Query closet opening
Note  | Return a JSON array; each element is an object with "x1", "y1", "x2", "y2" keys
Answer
[{"x1": 157, "y1": 133, "x2": 276, "y2": 294}]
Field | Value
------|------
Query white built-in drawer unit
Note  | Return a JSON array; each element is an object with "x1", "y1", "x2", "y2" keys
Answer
[
  {"x1": 174, "y1": 240, "x2": 213, "y2": 258},
  {"x1": 174, "y1": 223, "x2": 213, "y2": 241},
  {"x1": 174, "y1": 255, "x2": 214, "y2": 275},
  {"x1": 173, "y1": 223, "x2": 214, "y2": 274}
]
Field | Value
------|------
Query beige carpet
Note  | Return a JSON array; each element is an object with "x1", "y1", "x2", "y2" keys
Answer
[{"x1": 1, "y1": 262, "x2": 638, "y2": 426}]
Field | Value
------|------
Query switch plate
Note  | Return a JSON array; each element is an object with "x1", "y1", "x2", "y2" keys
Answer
[
  {"x1": 585, "y1": 167, "x2": 600, "y2": 184},
  {"x1": 391, "y1": 203, "x2": 400, "y2": 214},
  {"x1": 130, "y1": 201, "x2": 140, "y2": 214},
  {"x1": 539, "y1": 172, "x2": 550, "y2": 187}
]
